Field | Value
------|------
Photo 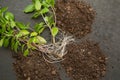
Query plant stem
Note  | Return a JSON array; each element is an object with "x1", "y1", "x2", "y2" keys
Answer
[
  {"x1": 41, "y1": 14, "x2": 55, "y2": 44},
  {"x1": 51, "y1": 7, "x2": 57, "y2": 25}
]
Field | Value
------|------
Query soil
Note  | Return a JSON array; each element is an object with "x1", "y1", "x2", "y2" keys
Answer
[
  {"x1": 55, "y1": 0, "x2": 95, "y2": 38},
  {"x1": 12, "y1": 0, "x2": 106, "y2": 80},
  {"x1": 13, "y1": 52, "x2": 61, "y2": 80},
  {"x1": 62, "y1": 41, "x2": 106, "y2": 80}
]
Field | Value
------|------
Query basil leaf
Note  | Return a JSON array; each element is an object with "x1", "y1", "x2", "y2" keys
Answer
[
  {"x1": 5, "y1": 12, "x2": 14, "y2": 20},
  {"x1": 24, "y1": 4, "x2": 35, "y2": 13},
  {"x1": 51, "y1": 27, "x2": 59, "y2": 37},
  {"x1": 24, "y1": 49, "x2": 29, "y2": 56},
  {"x1": 35, "y1": 0, "x2": 41, "y2": 10}
]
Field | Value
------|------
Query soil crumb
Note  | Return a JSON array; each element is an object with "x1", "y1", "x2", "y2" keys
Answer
[
  {"x1": 55, "y1": 0, "x2": 95, "y2": 38},
  {"x1": 13, "y1": 52, "x2": 61, "y2": 80},
  {"x1": 61, "y1": 41, "x2": 106, "y2": 80}
]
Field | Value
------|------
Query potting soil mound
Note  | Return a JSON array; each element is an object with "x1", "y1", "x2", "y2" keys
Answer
[
  {"x1": 62, "y1": 41, "x2": 106, "y2": 80},
  {"x1": 12, "y1": 0, "x2": 106, "y2": 80},
  {"x1": 13, "y1": 52, "x2": 61, "y2": 80},
  {"x1": 55, "y1": 0, "x2": 95, "y2": 38}
]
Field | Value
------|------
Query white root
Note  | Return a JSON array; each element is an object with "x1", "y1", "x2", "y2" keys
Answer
[{"x1": 37, "y1": 35, "x2": 75, "y2": 63}]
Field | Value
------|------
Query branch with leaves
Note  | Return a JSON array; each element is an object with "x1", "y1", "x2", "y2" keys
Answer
[
  {"x1": 24, "y1": 0, "x2": 58, "y2": 44},
  {"x1": 0, "y1": 0, "x2": 74, "y2": 63}
]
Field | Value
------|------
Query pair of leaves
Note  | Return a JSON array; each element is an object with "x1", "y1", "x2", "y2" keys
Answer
[
  {"x1": 24, "y1": 1, "x2": 49, "y2": 18},
  {"x1": 44, "y1": 16, "x2": 54, "y2": 26},
  {"x1": 44, "y1": 16, "x2": 59, "y2": 37},
  {"x1": 24, "y1": 0, "x2": 41, "y2": 13},
  {"x1": 32, "y1": 7, "x2": 49, "y2": 18}
]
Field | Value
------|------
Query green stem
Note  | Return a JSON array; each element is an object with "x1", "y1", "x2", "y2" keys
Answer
[
  {"x1": 41, "y1": 14, "x2": 55, "y2": 44},
  {"x1": 51, "y1": 7, "x2": 57, "y2": 25}
]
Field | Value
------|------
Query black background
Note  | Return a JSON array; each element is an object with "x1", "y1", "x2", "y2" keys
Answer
[{"x1": 0, "y1": 0, "x2": 120, "y2": 80}]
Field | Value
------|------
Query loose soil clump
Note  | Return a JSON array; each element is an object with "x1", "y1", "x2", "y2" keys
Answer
[
  {"x1": 62, "y1": 41, "x2": 106, "y2": 80},
  {"x1": 55, "y1": 0, "x2": 95, "y2": 38},
  {"x1": 13, "y1": 52, "x2": 61, "y2": 80}
]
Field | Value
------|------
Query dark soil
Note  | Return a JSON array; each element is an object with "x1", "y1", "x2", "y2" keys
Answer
[
  {"x1": 55, "y1": 0, "x2": 95, "y2": 38},
  {"x1": 12, "y1": 0, "x2": 106, "y2": 80},
  {"x1": 13, "y1": 52, "x2": 61, "y2": 80},
  {"x1": 62, "y1": 41, "x2": 106, "y2": 80}
]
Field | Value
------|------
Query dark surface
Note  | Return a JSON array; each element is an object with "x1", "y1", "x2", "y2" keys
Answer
[
  {"x1": 85, "y1": 0, "x2": 120, "y2": 80},
  {"x1": 0, "y1": 48, "x2": 16, "y2": 80},
  {"x1": 0, "y1": 0, "x2": 120, "y2": 80}
]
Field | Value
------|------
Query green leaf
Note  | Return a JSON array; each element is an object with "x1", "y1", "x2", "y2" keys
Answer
[
  {"x1": 32, "y1": 0, "x2": 35, "y2": 3},
  {"x1": 38, "y1": 27, "x2": 45, "y2": 34},
  {"x1": 1, "y1": 24, "x2": 6, "y2": 32},
  {"x1": 10, "y1": 20, "x2": 16, "y2": 28},
  {"x1": 48, "y1": 16, "x2": 54, "y2": 26},
  {"x1": 42, "y1": 1, "x2": 50, "y2": 8},
  {"x1": 30, "y1": 32, "x2": 38, "y2": 37},
  {"x1": 29, "y1": 36, "x2": 46, "y2": 44},
  {"x1": 5, "y1": 12, "x2": 14, "y2": 20},
  {"x1": 32, "y1": 11, "x2": 41, "y2": 18},
  {"x1": 46, "y1": 0, "x2": 50, "y2": 3},
  {"x1": 21, "y1": 44, "x2": 25, "y2": 53},
  {"x1": 34, "y1": 22, "x2": 44, "y2": 32},
  {"x1": 51, "y1": 27, "x2": 59, "y2": 37},
  {"x1": 24, "y1": 4, "x2": 35, "y2": 13},
  {"x1": 27, "y1": 42, "x2": 32, "y2": 49},
  {"x1": 40, "y1": 7, "x2": 49, "y2": 14},
  {"x1": 0, "y1": 38, "x2": 4, "y2": 47},
  {"x1": 3, "y1": 38, "x2": 10, "y2": 47},
  {"x1": 0, "y1": 7, "x2": 8, "y2": 15},
  {"x1": 37, "y1": 36, "x2": 47, "y2": 44},
  {"x1": 23, "y1": 49, "x2": 29, "y2": 56},
  {"x1": 11, "y1": 38, "x2": 15, "y2": 50},
  {"x1": 46, "y1": 0, "x2": 55, "y2": 7},
  {"x1": 35, "y1": 0, "x2": 41, "y2": 10},
  {"x1": 0, "y1": 7, "x2": 8, "y2": 18},
  {"x1": 16, "y1": 22, "x2": 29, "y2": 29},
  {"x1": 50, "y1": 0, "x2": 55, "y2": 7},
  {"x1": 16, "y1": 33, "x2": 22, "y2": 38},
  {"x1": 20, "y1": 30, "x2": 30, "y2": 36},
  {"x1": 16, "y1": 30, "x2": 30, "y2": 38},
  {"x1": 29, "y1": 37, "x2": 37, "y2": 43},
  {"x1": 14, "y1": 41, "x2": 19, "y2": 53}
]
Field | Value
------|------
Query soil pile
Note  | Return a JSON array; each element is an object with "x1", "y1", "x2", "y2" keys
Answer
[
  {"x1": 55, "y1": 0, "x2": 95, "y2": 38},
  {"x1": 13, "y1": 52, "x2": 61, "y2": 80},
  {"x1": 13, "y1": 0, "x2": 106, "y2": 80},
  {"x1": 62, "y1": 41, "x2": 106, "y2": 80}
]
